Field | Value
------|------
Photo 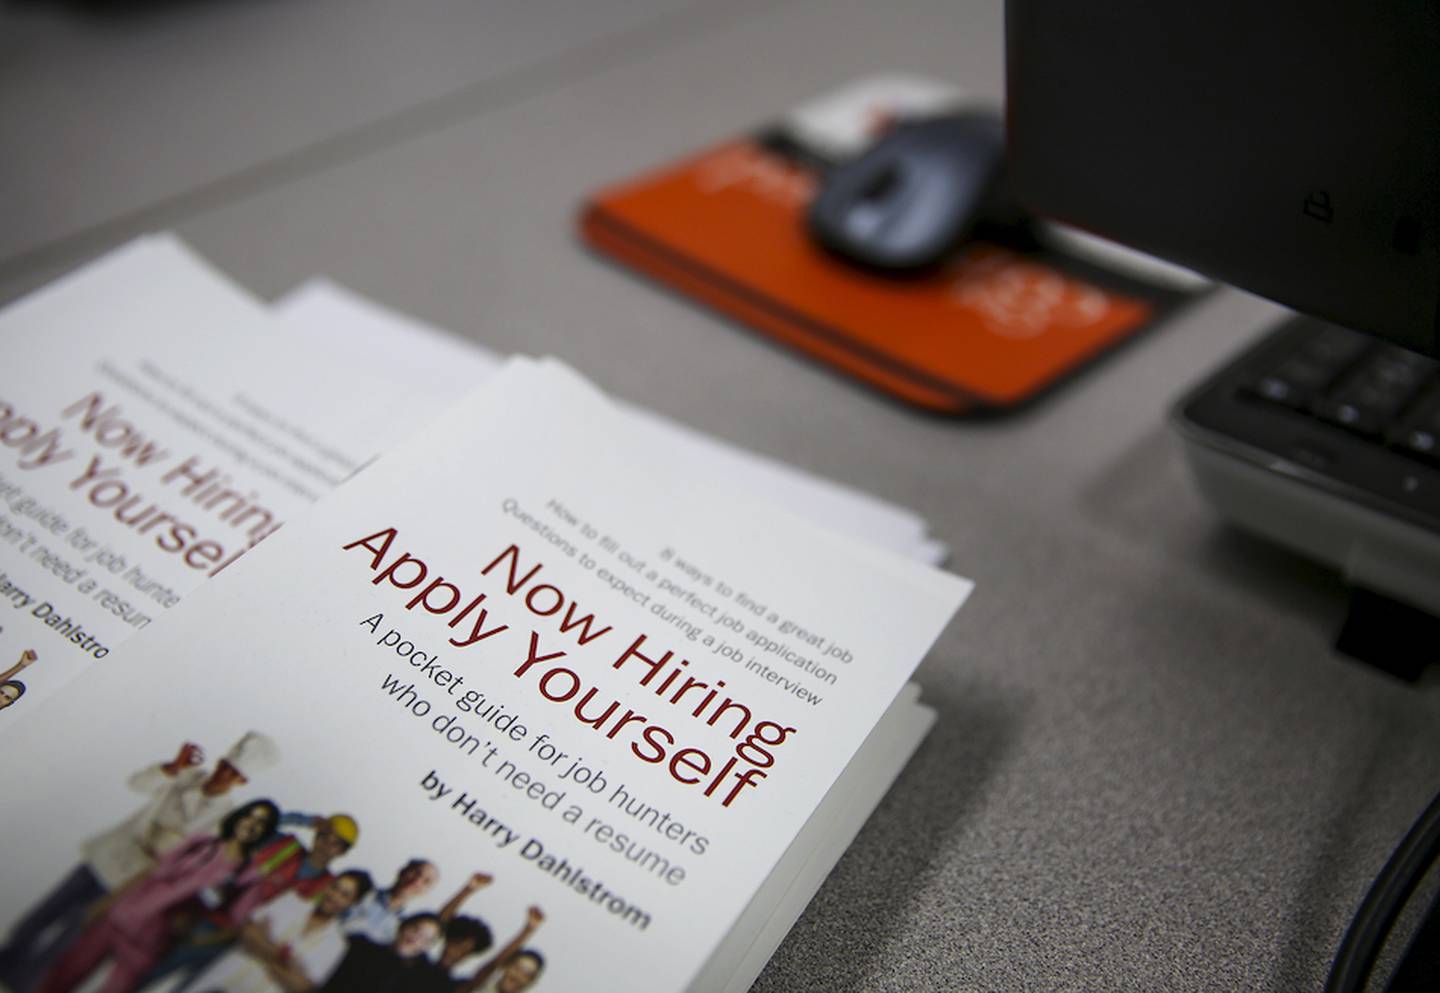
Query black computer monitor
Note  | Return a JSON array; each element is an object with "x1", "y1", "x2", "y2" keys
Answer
[{"x1": 1005, "y1": 2, "x2": 1440, "y2": 356}]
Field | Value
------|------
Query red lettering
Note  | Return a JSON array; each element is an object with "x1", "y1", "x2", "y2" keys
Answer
[
  {"x1": 184, "y1": 540, "x2": 225, "y2": 570},
  {"x1": 342, "y1": 527, "x2": 398, "y2": 569},
  {"x1": 482, "y1": 544, "x2": 543, "y2": 594},
  {"x1": 668, "y1": 748, "x2": 711, "y2": 785}
]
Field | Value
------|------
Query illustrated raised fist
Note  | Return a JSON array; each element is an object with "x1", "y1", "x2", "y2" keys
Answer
[{"x1": 168, "y1": 742, "x2": 205, "y2": 772}]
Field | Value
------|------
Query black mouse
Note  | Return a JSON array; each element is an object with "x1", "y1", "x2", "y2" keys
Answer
[{"x1": 806, "y1": 112, "x2": 1026, "y2": 272}]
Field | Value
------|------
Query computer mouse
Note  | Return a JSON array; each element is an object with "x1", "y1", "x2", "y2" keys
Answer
[{"x1": 806, "y1": 112, "x2": 1024, "y2": 272}]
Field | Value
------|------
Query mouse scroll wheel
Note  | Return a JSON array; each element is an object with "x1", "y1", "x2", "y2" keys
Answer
[
  {"x1": 858, "y1": 165, "x2": 902, "y2": 204},
  {"x1": 843, "y1": 165, "x2": 903, "y2": 241}
]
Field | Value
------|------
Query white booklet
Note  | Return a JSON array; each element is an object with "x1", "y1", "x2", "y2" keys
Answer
[
  {"x1": 0, "y1": 356, "x2": 969, "y2": 993},
  {"x1": 0, "y1": 241, "x2": 943, "y2": 723},
  {"x1": 271, "y1": 284, "x2": 953, "y2": 993},
  {"x1": 0, "y1": 238, "x2": 425, "y2": 720}
]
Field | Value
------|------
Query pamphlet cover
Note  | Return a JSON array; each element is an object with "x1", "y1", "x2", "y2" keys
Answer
[
  {"x1": 0, "y1": 239, "x2": 439, "y2": 724},
  {"x1": 0, "y1": 358, "x2": 970, "y2": 993}
]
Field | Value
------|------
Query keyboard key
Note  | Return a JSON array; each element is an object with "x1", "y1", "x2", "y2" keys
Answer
[
  {"x1": 1241, "y1": 324, "x2": 1377, "y2": 412},
  {"x1": 1300, "y1": 326, "x2": 1370, "y2": 367},
  {"x1": 1315, "y1": 348, "x2": 1436, "y2": 438},
  {"x1": 1390, "y1": 388, "x2": 1440, "y2": 465},
  {"x1": 1365, "y1": 348, "x2": 1436, "y2": 392},
  {"x1": 1243, "y1": 374, "x2": 1309, "y2": 409},
  {"x1": 1398, "y1": 427, "x2": 1440, "y2": 460},
  {"x1": 1275, "y1": 356, "x2": 1338, "y2": 390},
  {"x1": 1313, "y1": 395, "x2": 1388, "y2": 436}
]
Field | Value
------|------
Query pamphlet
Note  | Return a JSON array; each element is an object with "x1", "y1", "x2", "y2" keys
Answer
[
  {"x1": 0, "y1": 238, "x2": 456, "y2": 721},
  {"x1": 0, "y1": 241, "x2": 943, "y2": 725},
  {"x1": 0, "y1": 357, "x2": 969, "y2": 993}
]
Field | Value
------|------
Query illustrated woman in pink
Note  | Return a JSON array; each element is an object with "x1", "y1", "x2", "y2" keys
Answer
[{"x1": 35, "y1": 798, "x2": 280, "y2": 993}]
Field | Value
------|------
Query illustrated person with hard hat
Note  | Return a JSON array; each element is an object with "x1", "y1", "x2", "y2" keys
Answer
[{"x1": 137, "y1": 811, "x2": 362, "y2": 991}]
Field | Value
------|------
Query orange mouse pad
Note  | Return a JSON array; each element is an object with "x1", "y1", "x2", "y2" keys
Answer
[{"x1": 580, "y1": 77, "x2": 1195, "y2": 414}]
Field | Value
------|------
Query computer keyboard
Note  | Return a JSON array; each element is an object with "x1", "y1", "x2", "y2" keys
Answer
[
  {"x1": 1173, "y1": 315, "x2": 1440, "y2": 620},
  {"x1": 1179, "y1": 316, "x2": 1440, "y2": 529},
  {"x1": 1245, "y1": 322, "x2": 1440, "y2": 458}
]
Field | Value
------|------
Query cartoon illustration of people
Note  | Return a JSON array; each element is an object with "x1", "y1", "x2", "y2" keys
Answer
[
  {"x1": 140, "y1": 811, "x2": 360, "y2": 992},
  {"x1": 0, "y1": 648, "x2": 37, "y2": 683},
  {"x1": 450, "y1": 907, "x2": 545, "y2": 993},
  {"x1": 0, "y1": 648, "x2": 37, "y2": 711},
  {"x1": 0, "y1": 732, "x2": 279, "y2": 992},
  {"x1": 184, "y1": 869, "x2": 374, "y2": 993},
  {"x1": 407, "y1": 915, "x2": 493, "y2": 993},
  {"x1": 319, "y1": 912, "x2": 444, "y2": 993},
  {"x1": 338, "y1": 859, "x2": 437, "y2": 944},
  {"x1": 244, "y1": 813, "x2": 361, "y2": 908},
  {"x1": 467, "y1": 949, "x2": 546, "y2": 993},
  {"x1": 0, "y1": 727, "x2": 556, "y2": 993},
  {"x1": 35, "y1": 799, "x2": 282, "y2": 993},
  {"x1": 0, "y1": 678, "x2": 24, "y2": 710},
  {"x1": 342, "y1": 863, "x2": 491, "y2": 945}
]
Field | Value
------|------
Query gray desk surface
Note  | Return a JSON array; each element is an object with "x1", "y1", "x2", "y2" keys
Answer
[{"x1": 5, "y1": 2, "x2": 1439, "y2": 989}]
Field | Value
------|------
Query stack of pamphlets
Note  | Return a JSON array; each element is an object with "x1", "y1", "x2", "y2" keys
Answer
[{"x1": 0, "y1": 238, "x2": 970, "y2": 993}]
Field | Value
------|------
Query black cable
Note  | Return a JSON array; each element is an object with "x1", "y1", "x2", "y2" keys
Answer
[{"x1": 1326, "y1": 787, "x2": 1440, "y2": 993}]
